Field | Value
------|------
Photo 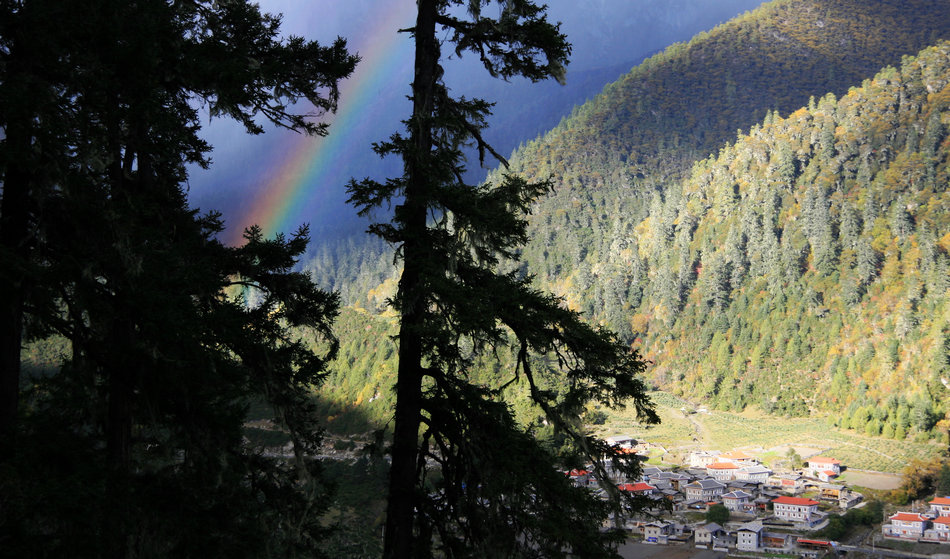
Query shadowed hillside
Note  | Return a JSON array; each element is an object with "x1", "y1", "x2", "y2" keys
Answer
[
  {"x1": 315, "y1": 0, "x2": 950, "y2": 443},
  {"x1": 634, "y1": 41, "x2": 950, "y2": 440},
  {"x1": 506, "y1": 0, "x2": 950, "y2": 326}
]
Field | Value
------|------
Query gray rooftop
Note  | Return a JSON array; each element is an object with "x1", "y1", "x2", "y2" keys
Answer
[
  {"x1": 688, "y1": 478, "x2": 726, "y2": 490},
  {"x1": 737, "y1": 520, "x2": 764, "y2": 533}
]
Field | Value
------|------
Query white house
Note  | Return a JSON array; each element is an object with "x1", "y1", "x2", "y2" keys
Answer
[
  {"x1": 706, "y1": 462, "x2": 739, "y2": 481},
  {"x1": 688, "y1": 450, "x2": 720, "y2": 468},
  {"x1": 736, "y1": 464, "x2": 772, "y2": 484},
  {"x1": 736, "y1": 521, "x2": 763, "y2": 551},
  {"x1": 806, "y1": 456, "x2": 842, "y2": 479},
  {"x1": 815, "y1": 470, "x2": 838, "y2": 482},
  {"x1": 931, "y1": 497, "x2": 950, "y2": 517},
  {"x1": 722, "y1": 490, "x2": 753, "y2": 512},
  {"x1": 884, "y1": 512, "x2": 929, "y2": 539},
  {"x1": 695, "y1": 522, "x2": 724, "y2": 546},
  {"x1": 772, "y1": 496, "x2": 819, "y2": 523},
  {"x1": 924, "y1": 516, "x2": 950, "y2": 542},
  {"x1": 684, "y1": 478, "x2": 726, "y2": 502},
  {"x1": 643, "y1": 521, "x2": 672, "y2": 544}
]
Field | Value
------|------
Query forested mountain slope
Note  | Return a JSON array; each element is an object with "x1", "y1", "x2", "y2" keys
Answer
[
  {"x1": 630, "y1": 41, "x2": 950, "y2": 441},
  {"x1": 308, "y1": 0, "x2": 950, "y2": 439},
  {"x1": 492, "y1": 0, "x2": 950, "y2": 441},
  {"x1": 319, "y1": 40, "x2": 950, "y2": 445},
  {"x1": 505, "y1": 0, "x2": 950, "y2": 335}
]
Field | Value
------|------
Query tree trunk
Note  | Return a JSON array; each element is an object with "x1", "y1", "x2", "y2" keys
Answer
[
  {"x1": 382, "y1": 1, "x2": 439, "y2": 557},
  {"x1": 0, "y1": 33, "x2": 36, "y2": 456},
  {"x1": 0, "y1": 127, "x2": 29, "y2": 454}
]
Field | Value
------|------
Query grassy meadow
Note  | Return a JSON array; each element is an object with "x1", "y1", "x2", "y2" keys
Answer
[{"x1": 597, "y1": 392, "x2": 945, "y2": 473}]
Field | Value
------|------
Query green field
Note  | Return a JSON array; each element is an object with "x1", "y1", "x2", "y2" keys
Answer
[{"x1": 597, "y1": 392, "x2": 944, "y2": 473}]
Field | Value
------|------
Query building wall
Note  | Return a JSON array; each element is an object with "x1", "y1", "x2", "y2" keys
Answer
[
  {"x1": 931, "y1": 504, "x2": 950, "y2": 516},
  {"x1": 884, "y1": 518, "x2": 927, "y2": 539},
  {"x1": 775, "y1": 503, "x2": 815, "y2": 521},
  {"x1": 737, "y1": 531, "x2": 759, "y2": 551},
  {"x1": 723, "y1": 497, "x2": 748, "y2": 511}
]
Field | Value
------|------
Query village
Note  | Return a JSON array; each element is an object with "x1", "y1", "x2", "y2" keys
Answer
[{"x1": 565, "y1": 436, "x2": 950, "y2": 556}]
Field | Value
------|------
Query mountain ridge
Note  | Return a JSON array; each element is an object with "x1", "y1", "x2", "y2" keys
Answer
[
  {"x1": 306, "y1": 0, "x2": 950, "y2": 444},
  {"x1": 503, "y1": 0, "x2": 950, "y2": 332}
]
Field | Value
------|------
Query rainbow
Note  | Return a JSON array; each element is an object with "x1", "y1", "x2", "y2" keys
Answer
[{"x1": 226, "y1": 0, "x2": 416, "y2": 245}]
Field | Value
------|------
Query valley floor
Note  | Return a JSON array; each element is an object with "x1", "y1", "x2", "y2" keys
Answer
[{"x1": 601, "y1": 392, "x2": 943, "y2": 475}]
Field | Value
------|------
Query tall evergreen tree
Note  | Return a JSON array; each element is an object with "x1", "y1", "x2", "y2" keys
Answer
[
  {"x1": 348, "y1": 1, "x2": 657, "y2": 556},
  {"x1": 0, "y1": 0, "x2": 356, "y2": 555},
  {"x1": 0, "y1": 0, "x2": 356, "y2": 444}
]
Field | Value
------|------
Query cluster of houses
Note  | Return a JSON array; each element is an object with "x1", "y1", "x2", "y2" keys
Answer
[
  {"x1": 568, "y1": 438, "x2": 863, "y2": 554},
  {"x1": 882, "y1": 497, "x2": 950, "y2": 543}
]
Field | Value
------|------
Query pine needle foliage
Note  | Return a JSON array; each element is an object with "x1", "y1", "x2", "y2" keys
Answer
[
  {"x1": 347, "y1": 1, "x2": 657, "y2": 557},
  {"x1": 0, "y1": 1, "x2": 356, "y2": 556}
]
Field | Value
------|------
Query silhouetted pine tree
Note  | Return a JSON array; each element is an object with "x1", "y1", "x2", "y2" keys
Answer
[
  {"x1": 348, "y1": 1, "x2": 657, "y2": 557},
  {"x1": 0, "y1": 1, "x2": 356, "y2": 556}
]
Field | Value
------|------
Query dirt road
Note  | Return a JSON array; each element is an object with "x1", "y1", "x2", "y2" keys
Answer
[{"x1": 617, "y1": 543, "x2": 724, "y2": 559}]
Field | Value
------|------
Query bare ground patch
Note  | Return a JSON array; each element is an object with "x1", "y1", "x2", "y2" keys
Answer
[
  {"x1": 617, "y1": 542, "x2": 725, "y2": 559},
  {"x1": 840, "y1": 469, "x2": 903, "y2": 490},
  {"x1": 767, "y1": 444, "x2": 822, "y2": 458}
]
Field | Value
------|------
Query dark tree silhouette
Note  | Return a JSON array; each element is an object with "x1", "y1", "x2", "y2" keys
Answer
[
  {"x1": 348, "y1": 1, "x2": 657, "y2": 556},
  {"x1": 0, "y1": 1, "x2": 356, "y2": 556}
]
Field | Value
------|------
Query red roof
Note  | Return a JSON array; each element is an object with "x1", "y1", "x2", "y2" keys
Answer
[
  {"x1": 808, "y1": 456, "x2": 841, "y2": 464},
  {"x1": 618, "y1": 482, "x2": 655, "y2": 492},
  {"x1": 707, "y1": 462, "x2": 739, "y2": 469},
  {"x1": 932, "y1": 497, "x2": 950, "y2": 506},
  {"x1": 822, "y1": 470, "x2": 838, "y2": 477},
  {"x1": 773, "y1": 496, "x2": 818, "y2": 506},
  {"x1": 934, "y1": 516, "x2": 950, "y2": 525},
  {"x1": 890, "y1": 512, "x2": 928, "y2": 522},
  {"x1": 566, "y1": 469, "x2": 589, "y2": 477}
]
